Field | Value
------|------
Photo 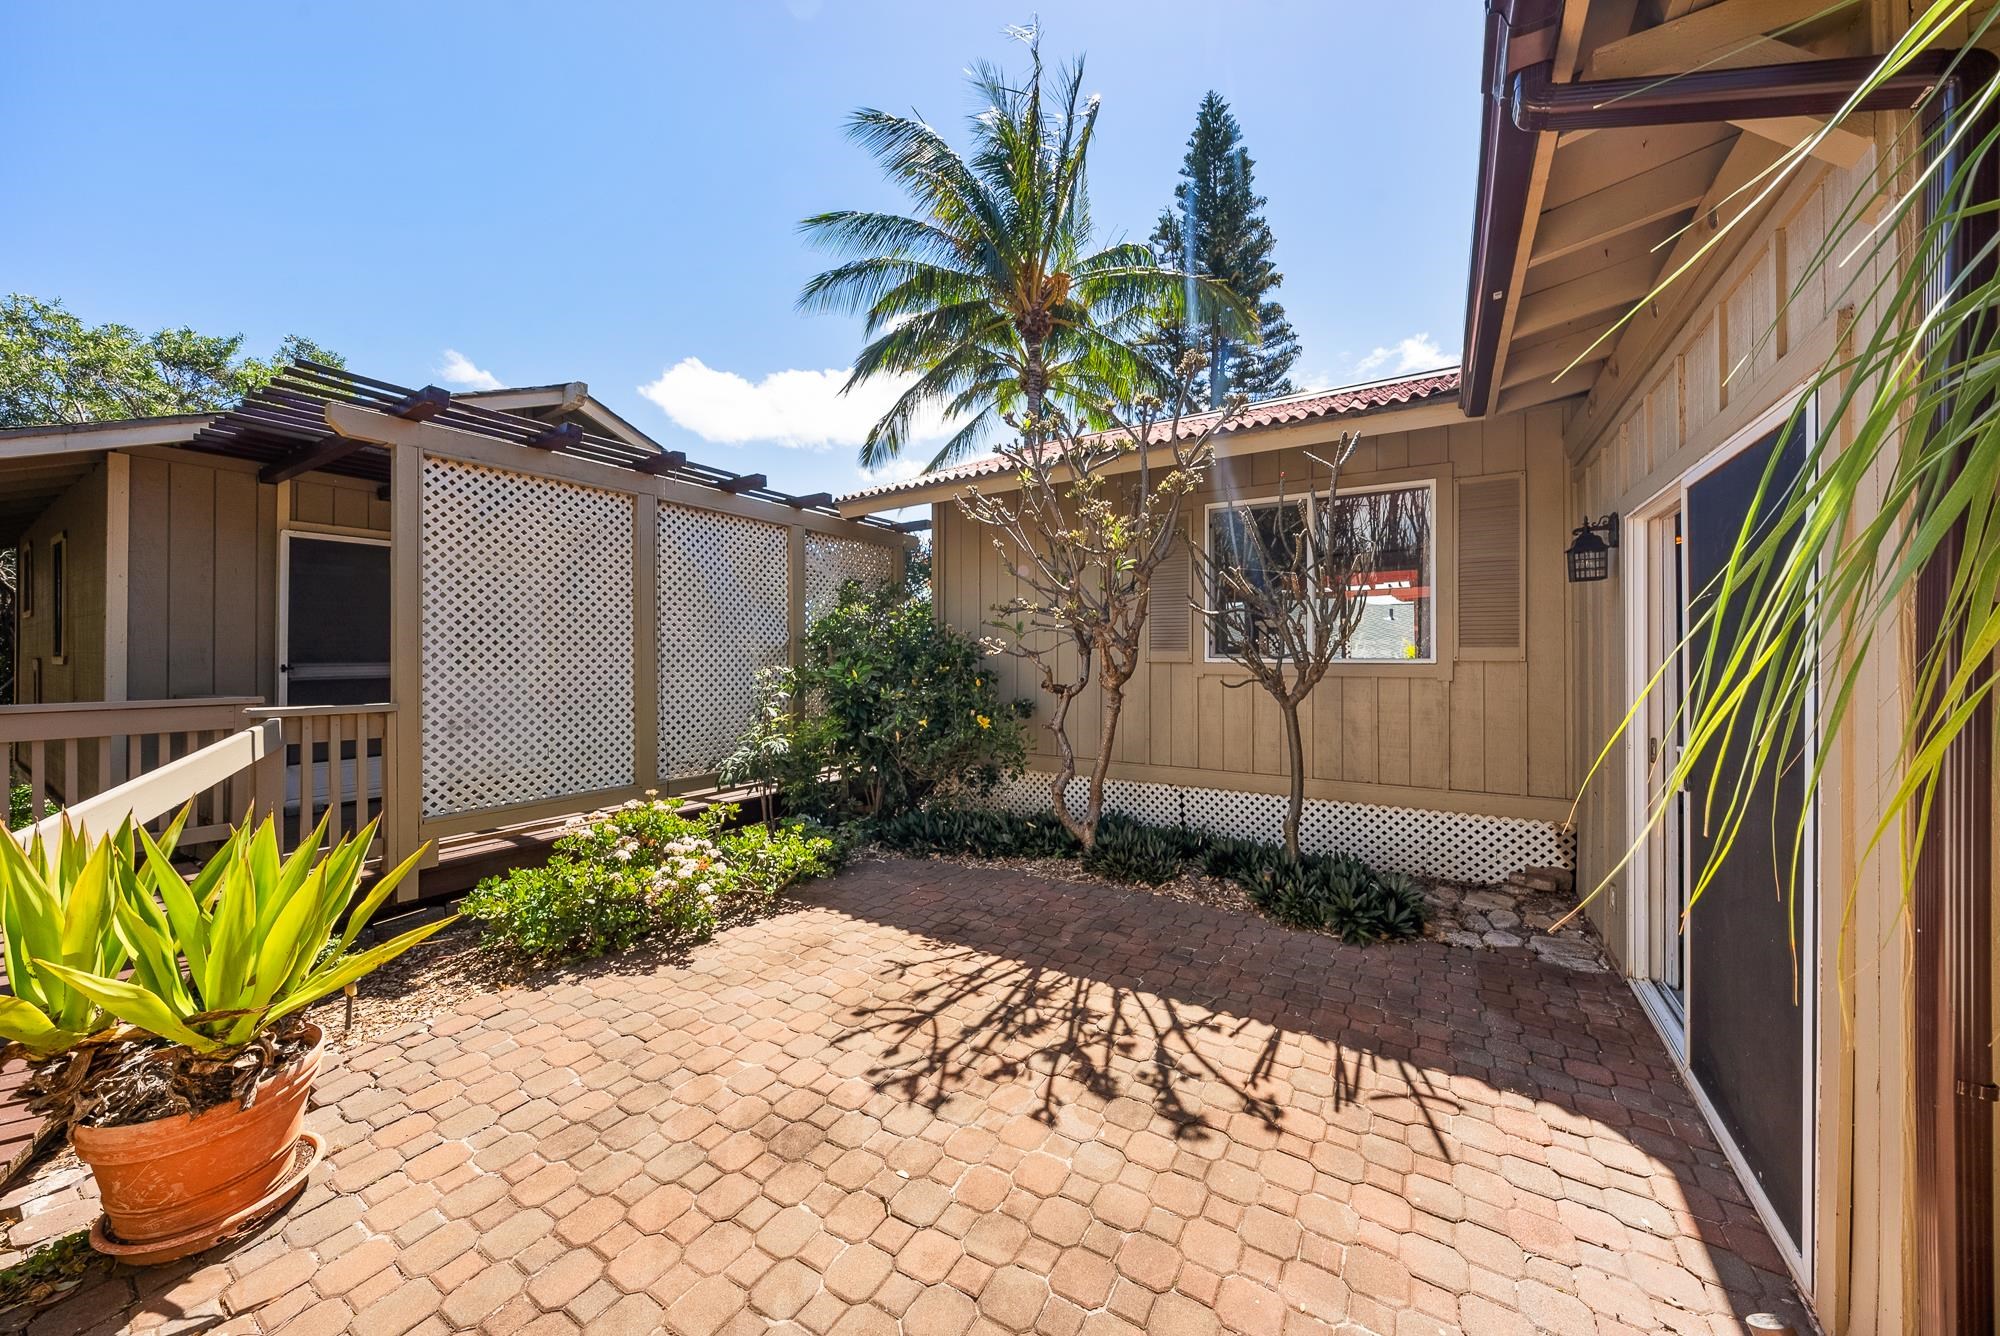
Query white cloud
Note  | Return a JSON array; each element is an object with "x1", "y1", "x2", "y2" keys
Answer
[
  {"x1": 437, "y1": 349, "x2": 503, "y2": 391},
  {"x1": 1350, "y1": 332, "x2": 1453, "y2": 379},
  {"x1": 638, "y1": 357, "x2": 953, "y2": 452}
]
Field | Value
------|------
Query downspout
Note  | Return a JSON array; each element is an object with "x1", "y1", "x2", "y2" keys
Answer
[{"x1": 1467, "y1": 28, "x2": 1997, "y2": 1331}]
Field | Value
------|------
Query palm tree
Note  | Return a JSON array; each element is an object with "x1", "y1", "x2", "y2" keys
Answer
[{"x1": 799, "y1": 25, "x2": 1246, "y2": 471}]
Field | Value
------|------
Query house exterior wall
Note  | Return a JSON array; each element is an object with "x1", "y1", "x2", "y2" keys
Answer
[
  {"x1": 15, "y1": 462, "x2": 108, "y2": 705},
  {"x1": 124, "y1": 448, "x2": 280, "y2": 702},
  {"x1": 931, "y1": 407, "x2": 1574, "y2": 878},
  {"x1": 1560, "y1": 134, "x2": 1923, "y2": 1330}
]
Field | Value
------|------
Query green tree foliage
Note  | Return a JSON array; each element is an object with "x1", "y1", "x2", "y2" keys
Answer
[
  {"x1": 1145, "y1": 93, "x2": 1302, "y2": 404},
  {"x1": 0, "y1": 294, "x2": 342, "y2": 429},
  {"x1": 799, "y1": 25, "x2": 1245, "y2": 469}
]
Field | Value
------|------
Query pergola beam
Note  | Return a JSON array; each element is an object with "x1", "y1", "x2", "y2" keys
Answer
[
  {"x1": 632, "y1": 451, "x2": 686, "y2": 475},
  {"x1": 717, "y1": 474, "x2": 767, "y2": 495},
  {"x1": 383, "y1": 385, "x2": 452, "y2": 422},
  {"x1": 788, "y1": 492, "x2": 834, "y2": 510},
  {"x1": 525, "y1": 422, "x2": 582, "y2": 450}
]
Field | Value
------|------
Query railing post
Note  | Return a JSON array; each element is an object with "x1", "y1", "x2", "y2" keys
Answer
[{"x1": 253, "y1": 716, "x2": 285, "y2": 827}]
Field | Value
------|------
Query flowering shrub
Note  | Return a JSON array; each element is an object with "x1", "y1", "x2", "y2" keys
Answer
[
  {"x1": 723, "y1": 581, "x2": 1031, "y2": 821},
  {"x1": 462, "y1": 799, "x2": 843, "y2": 961}
]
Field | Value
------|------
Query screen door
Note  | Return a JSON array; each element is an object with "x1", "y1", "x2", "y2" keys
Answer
[
  {"x1": 282, "y1": 535, "x2": 390, "y2": 705},
  {"x1": 1683, "y1": 416, "x2": 1811, "y2": 1249}
]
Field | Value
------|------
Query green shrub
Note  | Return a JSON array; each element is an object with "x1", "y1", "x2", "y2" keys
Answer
[
  {"x1": 870, "y1": 804, "x2": 1080, "y2": 860},
  {"x1": 463, "y1": 799, "x2": 845, "y2": 961},
  {"x1": 866, "y1": 799, "x2": 1425, "y2": 945},
  {"x1": 1242, "y1": 852, "x2": 1426, "y2": 943},
  {"x1": 461, "y1": 858, "x2": 654, "y2": 960},
  {"x1": 723, "y1": 582, "x2": 1031, "y2": 821},
  {"x1": 1081, "y1": 816, "x2": 1184, "y2": 885}
]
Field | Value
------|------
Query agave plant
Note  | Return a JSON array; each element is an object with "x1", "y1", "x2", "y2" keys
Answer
[
  {"x1": 0, "y1": 811, "x2": 191, "y2": 1059},
  {"x1": 3, "y1": 813, "x2": 448, "y2": 1058}
]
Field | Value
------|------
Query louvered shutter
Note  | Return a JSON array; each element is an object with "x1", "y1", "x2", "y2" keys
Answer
[
  {"x1": 1457, "y1": 475, "x2": 1525, "y2": 656},
  {"x1": 1149, "y1": 533, "x2": 1193, "y2": 660}
]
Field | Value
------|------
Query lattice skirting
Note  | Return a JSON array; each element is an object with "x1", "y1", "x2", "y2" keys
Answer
[{"x1": 985, "y1": 772, "x2": 1574, "y2": 884}]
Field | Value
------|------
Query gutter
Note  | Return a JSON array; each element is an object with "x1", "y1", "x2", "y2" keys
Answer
[{"x1": 1458, "y1": 2, "x2": 1961, "y2": 416}]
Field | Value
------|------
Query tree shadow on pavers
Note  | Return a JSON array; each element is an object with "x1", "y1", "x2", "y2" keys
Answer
[{"x1": 808, "y1": 857, "x2": 1812, "y2": 1332}]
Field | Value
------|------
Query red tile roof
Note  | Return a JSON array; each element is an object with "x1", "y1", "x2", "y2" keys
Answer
[{"x1": 837, "y1": 367, "x2": 1461, "y2": 507}]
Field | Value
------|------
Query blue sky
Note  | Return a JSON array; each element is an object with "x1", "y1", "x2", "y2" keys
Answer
[{"x1": 2, "y1": 3, "x2": 1482, "y2": 500}]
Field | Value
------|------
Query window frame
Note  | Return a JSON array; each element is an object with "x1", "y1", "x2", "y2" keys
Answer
[
  {"x1": 48, "y1": 532, "x2": 67, "y2": 665},
  {"x1": 1200, "y1": 478, "x2": 1439, "y2": 667}
]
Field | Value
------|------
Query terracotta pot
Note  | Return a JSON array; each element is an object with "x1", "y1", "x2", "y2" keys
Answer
[{"x1": 72, "y1": 1024, "x2": 324, "y2": 1258}]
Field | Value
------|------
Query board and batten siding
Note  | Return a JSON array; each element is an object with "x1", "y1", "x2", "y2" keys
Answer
[
  {"x1": 932, "y1": 406, "x2": 1573, "y2": 823},
  {"x1": 1561, "y1": 137, "x2": 1917, "y2": 1332},
  {"x1": 16, "y1": 462, "x2": 110, "y2": 704},
  {"x1": 124, "y1": 449, "x2": 280, "y2": 703}
]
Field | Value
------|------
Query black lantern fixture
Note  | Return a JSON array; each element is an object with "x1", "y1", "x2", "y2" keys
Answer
[{"x1": 1565, "y1": 514, "x2": 1620, "y2": 583}]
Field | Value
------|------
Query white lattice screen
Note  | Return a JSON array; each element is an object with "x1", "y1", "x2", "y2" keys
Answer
[
  {"x1": 987, "y1": 771, "x2": 1573, "y2": 884},
  {"x1": 804, "y1": 532, "x2": 896, "y2": 618},
  {"x1": 420, "y1": 459, "x2": 635, "y2": 818},
  {"x1": 658, "y1": 504, "x2": 791, "y2": 780}
]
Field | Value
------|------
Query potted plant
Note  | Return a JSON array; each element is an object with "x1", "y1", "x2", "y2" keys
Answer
[{"x1": 0, "y1": 810, "x2": 448, "y2": 1263}]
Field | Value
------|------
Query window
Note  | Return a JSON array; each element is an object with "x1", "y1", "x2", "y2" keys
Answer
[
  {"x1": 18, "y1": 541, "x2": 31, "y2": 617},
  {"x1": 1205, "y1": 482, "x2": 1435, "y2": 663},
  {"x1": 48, "y1": 533, "x2": 65, "y2": 663}
]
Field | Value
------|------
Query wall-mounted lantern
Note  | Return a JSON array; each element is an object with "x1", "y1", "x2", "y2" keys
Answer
[{"x1": 1565, "y1": 514, "x2": 1620, "y2": 583}]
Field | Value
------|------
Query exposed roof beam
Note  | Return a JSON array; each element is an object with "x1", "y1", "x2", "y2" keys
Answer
[
  {"x1": 632, "y1": 451, "x2": 686, "y2": 475},
  {"x1": 1531, "y1": 142, "x2": 1728, "y2": 262},
  {"x1": 1495, "y1": 377, "x2": 1591, "y2": 415},
  {"x1": 893, "y1": 518, "x2": 932, "y2": 533},
  {"x1": 1586, "y1": 5, "x2": 1870, "y2": 166},
  {"x1": 1585, "y1": 0, "x2": 1855, "y2": 79},
  {"x1": 1511, "y1": 253, "x2": 1663, "y2": 340},
  {"x1": 1500, "y1": 323, "x2": 1622, "y2": 391},
  {"x1": 788, "y1": 492, "x2": 834, "y2": 510},
  {"x1": 525, "y1": 422, "x2": 583, "y2": 450},
  {"x1": 717, "y1": 474, "x2": 767, "y2": 495},
  {"x1": 1562, "y1": 131, "x2": 1788, "y2": 458},
  {"x1": 1524, "y1": 215, "x2": 1684, "y2": 293},
  {"x1": 258, "y1": 435, "x2": 373, "y2": 484}
]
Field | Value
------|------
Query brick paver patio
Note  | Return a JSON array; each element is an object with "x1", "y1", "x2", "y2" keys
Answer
[{"x1": 31, "y1": 857, "x2": 1806, "y2": 1335}]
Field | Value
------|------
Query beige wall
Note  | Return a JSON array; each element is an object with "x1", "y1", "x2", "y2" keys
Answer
[
  {"x1": 15, "y1": 463, "x2": 109, "y2": 705},
  {"x1": 125, "y1": 449, "x2": 280, "y2": 702},
  {"x1": 932, "y1": 406, "x2": 1574, "y2": 824},
  {"x1": 1561, "y1": 137, "x2": 1916, "y2": 1330}
]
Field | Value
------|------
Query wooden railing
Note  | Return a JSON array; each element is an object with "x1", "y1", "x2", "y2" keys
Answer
[
  {"x1": 13, "y1": 719, "x2": 285, "y2": 850},
  {"x1": 254, "y1": 705, "x2": 397, "y2": 856},
  {"x1": 0, "y1": 698, "x2": 264, "y2": 841}
]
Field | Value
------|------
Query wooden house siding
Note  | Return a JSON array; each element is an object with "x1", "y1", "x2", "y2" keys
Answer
[
  {"x1": 16, "y1": 462, "x2": 109, "y2": 704},
  {"x1": 125, "y1": 449, "x2": 280, "y2": 703},
  {"x1": 932, "y1": 407, "x2": 1574, "y2": 822}
]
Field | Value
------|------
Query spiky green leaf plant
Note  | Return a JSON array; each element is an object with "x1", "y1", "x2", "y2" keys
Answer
[
  {"x1": 5, "y1": 813, "x2": 449, "y2": 1057},
  {"x1": 0, "y1": 810, "x2": 190, "y2": 1059},
  {"x1": 1572, "y1": 6, "x2": 2000, "y2": 949}
]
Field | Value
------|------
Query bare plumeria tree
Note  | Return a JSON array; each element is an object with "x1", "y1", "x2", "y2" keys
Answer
[
  {"x1": 962, "y1": 360, "x2": 1245, "y2": 849},
  {"x1": 1191, "y1": 439, "x2": 1408, "y2": 857}
]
